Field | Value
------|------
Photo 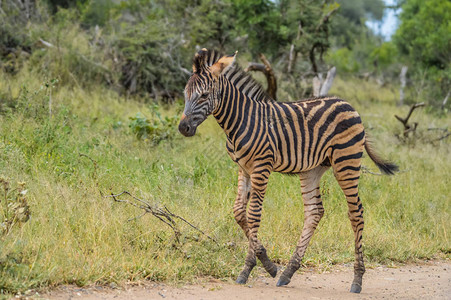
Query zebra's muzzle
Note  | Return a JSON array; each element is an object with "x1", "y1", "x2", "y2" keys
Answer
[{"x1": 178, "y1": 118, "x2": 197, "y2": 137}]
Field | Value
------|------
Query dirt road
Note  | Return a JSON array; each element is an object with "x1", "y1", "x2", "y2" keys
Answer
[{"x1": 42, "y1": 261, "x2": 450, "y2": 300}]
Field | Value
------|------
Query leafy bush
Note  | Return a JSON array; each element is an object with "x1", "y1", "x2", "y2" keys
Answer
[
  {"x1": 128, "y1": 105, "x2": 178, "y2": 144},
  {"x1": 393, "y1": 0, "x2": 451, "y2": 107},
  {"x1": 326, "y1": 47, "x2": 360, "y2": 73}
]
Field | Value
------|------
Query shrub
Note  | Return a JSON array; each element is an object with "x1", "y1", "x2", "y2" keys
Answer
[{"x1": 128, "y1": 105, "x2": 178, "y2": 144}]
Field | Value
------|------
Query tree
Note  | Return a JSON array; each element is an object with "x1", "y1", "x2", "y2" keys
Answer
[
  {"x1": 394, "y1": 0, "x2": 451, "y2": 71},
  {"x1": 393, "y1": 0, "x2": 451, "y2": 105}
]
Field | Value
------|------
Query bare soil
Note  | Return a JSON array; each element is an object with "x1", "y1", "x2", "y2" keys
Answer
[{"x1": 41, "y1": 260, "x2": 450, "y2": 300}]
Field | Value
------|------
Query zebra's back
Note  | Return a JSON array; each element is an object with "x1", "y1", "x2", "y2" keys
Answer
[{"x1": 271, "y1": 97, "x2": 364, "y2": 174}]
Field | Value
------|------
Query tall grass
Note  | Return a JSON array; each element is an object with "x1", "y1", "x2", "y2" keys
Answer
[{"x1": 0, "y1": 69, "x2": 449, "y2": 295}]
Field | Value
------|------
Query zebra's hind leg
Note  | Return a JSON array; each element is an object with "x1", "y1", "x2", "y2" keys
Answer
[
  {"x1": 277, "y1": 165, "x2": 329, "y2": 287},
  {"x1": 234, "y1": 169, "x2": 277, "y2": 284},
  {"x1": 332, "y1": 150, "x2": 365, "y2": 293}
]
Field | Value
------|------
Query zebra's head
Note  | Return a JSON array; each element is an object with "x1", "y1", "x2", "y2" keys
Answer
[{"x1": 179, "y1": 48, "x2": 236, "y2": 137}]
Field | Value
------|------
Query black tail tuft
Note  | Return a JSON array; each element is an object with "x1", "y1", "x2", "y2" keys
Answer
[
  {"x1": 364, "y1": 139, "x2": 398, "y2": 175},
  {"x1": 375, "y1": 161, "x2": 399, "y2": 175}
]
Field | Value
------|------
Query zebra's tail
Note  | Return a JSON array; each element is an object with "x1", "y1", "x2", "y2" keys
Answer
[{"x1": 364, "y1": 137, "x2": 398, "y2": 175}]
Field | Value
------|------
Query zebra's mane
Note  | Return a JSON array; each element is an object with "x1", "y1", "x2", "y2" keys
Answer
[
  {"x1": 224, "y1": 65, "x2": 274, "y2": 103},
  {"x1": 193, "y1": 49, "x2": 273, "y2": 103}
]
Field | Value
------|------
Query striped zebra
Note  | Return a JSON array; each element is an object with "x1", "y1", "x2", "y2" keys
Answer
[{"x1": 178, "y1": 49, "x2": 397, "y2": 293}]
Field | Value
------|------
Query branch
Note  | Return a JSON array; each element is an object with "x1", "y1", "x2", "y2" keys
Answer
[
  {"x1": 394, "y1": 102, "x2": 425, "y2": 137},
  {"x1": 37, "y1": 38, "x2": 54, "y2": 48},
  {"x1": 442, "y1": 90, "x2": 450, "y2": 110},
  {"x1": 245, "y1": 53, "x2": 278, "y2": 100},
  {"x1": 105, "y1": 191, "x2": 218, "y2": 245},
  {"x1": 319, "y1": 66, "x2": 336, "y2": 96},
  {"x1": 399, "y1": 66, "x2": 408, "y2": 106},
  {"x1": 315, "y1": 5, "x2": 339, "y2": 32},
  {"x1": 361, "y1": 166, "x2": 383, "y2": 176}
]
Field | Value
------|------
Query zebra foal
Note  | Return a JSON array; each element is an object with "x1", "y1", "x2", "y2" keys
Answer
[{"x1": 178, "y1": 49, "x2": 397, "y2": 293}]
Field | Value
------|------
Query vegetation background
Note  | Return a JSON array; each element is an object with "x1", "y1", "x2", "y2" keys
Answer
[{"x1": 0, "y1": 0, "x2": 450, "y2": 297}]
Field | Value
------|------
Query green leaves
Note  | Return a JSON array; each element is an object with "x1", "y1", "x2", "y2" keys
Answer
[
  {"x1": 128, "y1": 106, "x2": 178, "y2": 144},
  {"x1": 393, "y1": 0, "x2": 451, "y2": 106}
]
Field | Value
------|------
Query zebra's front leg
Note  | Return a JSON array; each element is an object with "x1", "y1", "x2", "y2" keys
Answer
[
  {"x1": 277, "y1": 166, "x2": 329, "y2": 286},
  {"x1": 236, "y1": 170, "x2": 275, "y2": 284}
]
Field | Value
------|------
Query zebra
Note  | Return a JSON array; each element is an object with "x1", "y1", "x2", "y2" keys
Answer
[{"x1": 178, "y1": 48, "x2": 397, "y2": 293}]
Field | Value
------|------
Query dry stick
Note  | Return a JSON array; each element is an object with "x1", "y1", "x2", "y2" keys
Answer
[
  {"x1": 442, "y1": 90, "x2": 450, "y2": 110},
  {"x1": 399, "y1": 66, "x2": 408, "y2": 106},
  {"x1": 319, "y1": 66, "x2": 336, "y2": 96},
  {"x1": 288, "y1": 21, "x2": 303, "y2": 74},
  {"x1": 105, "y1": 191, "x2": 218, "y2": 245},
  {"x1": 394, "y1": 102, "x2": 425, "y2": 137},
  {"x1": 362, "y1": 166, "x2": 409, "y2": 176}
]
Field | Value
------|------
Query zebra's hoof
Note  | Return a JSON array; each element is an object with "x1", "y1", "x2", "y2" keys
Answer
[
  {"x1": 236, "y1": 275, "x2": 248, "y2": 285},
  {"x1": 276, "y1": 274, "x2": 291, "y2": 287},
  {"x1": 269, "y1": 267, "x2": 278, "y2": 278},
  {"x1": 350, "y1": 283, "x2": 362, "y2": 293},
  {"x1": 266, "y1": 264, "x2": 278, "y2": 278}
]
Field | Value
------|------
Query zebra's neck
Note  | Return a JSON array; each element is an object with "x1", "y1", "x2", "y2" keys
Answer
[{"x1": 213, "y1": 77, "x2": 269, "y2": 141}]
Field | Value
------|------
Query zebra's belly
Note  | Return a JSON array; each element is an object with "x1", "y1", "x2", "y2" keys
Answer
[{"x1": 272, "y1": 146, "x2": 329, "y2": 174}]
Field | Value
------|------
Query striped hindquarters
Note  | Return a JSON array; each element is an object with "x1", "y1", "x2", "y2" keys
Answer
[{"x1": 271, "y1": 97, "x2": 365, "y2": 174}]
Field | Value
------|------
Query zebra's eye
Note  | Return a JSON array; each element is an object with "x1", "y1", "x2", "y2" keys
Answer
[{"x1": 198, "y1": 92, "x2": 209, "y2": 102}]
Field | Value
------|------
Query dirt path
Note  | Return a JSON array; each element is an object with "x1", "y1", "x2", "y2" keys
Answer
[{"x1": 42, "y1": 261, "x2": 450, "y2": 300}]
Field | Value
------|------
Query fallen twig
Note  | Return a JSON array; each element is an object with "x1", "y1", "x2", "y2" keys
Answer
[
  {"x1": 105, "y1": 191, "x2": 218, "y2": 245},
  {"x1": 362, "y1": 166, "x2": 409, "y2": 176},
  {"x1": 361, "y1": 166, "x2": 383, "y2": 176}
]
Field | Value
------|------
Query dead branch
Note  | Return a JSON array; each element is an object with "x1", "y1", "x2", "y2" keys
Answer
[
  {"x1": 361, "y1": 166, "x2": 383, "y2": 176},
  {"x1": 312, "y1": 66, "x2": 336, "y2": 97},
  {"x1": 442, "y1": 90, "x2": 450, "y2": 110},
  {"x1": 394, "y1": 102, "x2": 425, "y2": 137},
  {"x1": 315, "y1": 5, "x2": 339, "y2": 32},
  {"x1": 362, "y1": 166, "x2": 409, "y2": 175},
  {"x1": 426, "y1": 128, "x2": 451, "y2": 142},
  {"x1": 399, "y1": 66, "x2": 408, "y2": 106},
  {"x1": 245, "y1": 53, "x2": 277, "y2": 100},
  {"x1": 319, "y1": 66, "x2": 336, "y2": 96},
  {"x1": 431, "y1": 132, "x2": 451, "y2": 142},
  {"x1": 105, "y1": 191, "x2": 218, "y2": 245},
  {"x1": 288, "y1": 21, "x2": 303, "y2": 74}
]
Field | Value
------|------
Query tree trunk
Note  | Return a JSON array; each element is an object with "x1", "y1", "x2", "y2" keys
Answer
[
  {"x1": 313, "y1": 67, "x2": 336, "y2": 97},
  {"x1": 399, "y1": 66, "x2": 408, "y2": 106},
  {"x1": 442, "y1": 90, "x2": 450, "y2": 110}
]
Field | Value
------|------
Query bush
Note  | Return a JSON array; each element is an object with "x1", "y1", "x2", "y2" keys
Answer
[{"x1": 128, "y1": 105, "x2": 178, "y2": 144}]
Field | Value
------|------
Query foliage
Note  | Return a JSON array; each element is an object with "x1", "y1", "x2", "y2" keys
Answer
[
  {"x1": 393, "y1": 0, "x2": 451, "y2": 106},
  {"x1": 330, "y1": 0, "x2": 384, "y2": 48},
  {"x1": 128, "y1": 106, "x2": 179, "y2": 143},
  {"x1": 111, "y1": 19, "x2": 188, "y2": 96}
]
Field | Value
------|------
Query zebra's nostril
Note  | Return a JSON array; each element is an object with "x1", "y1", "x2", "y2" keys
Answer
[{"x1": 186, "y1": 125, "x2": 191, "y2": 132}]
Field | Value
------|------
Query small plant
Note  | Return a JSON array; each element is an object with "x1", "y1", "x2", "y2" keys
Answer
[
  {"x1": 0, "y1": 177, "x2": 30, "y2": 236},
  {"x1": 128, "y1": 104, "x2": 178, "y2": 144},
  {"x1": 16, "y1": 78, "x2": 59, "y2": 119}
]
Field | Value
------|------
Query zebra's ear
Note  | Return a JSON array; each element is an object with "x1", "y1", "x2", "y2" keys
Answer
[{"x1": 211, "y1": 51, "x2": 237, "y2": 78}]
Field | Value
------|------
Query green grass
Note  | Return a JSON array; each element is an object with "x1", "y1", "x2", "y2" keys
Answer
[{"x1": 0, "y1": 70, "x2": 450, "y2": 295}]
